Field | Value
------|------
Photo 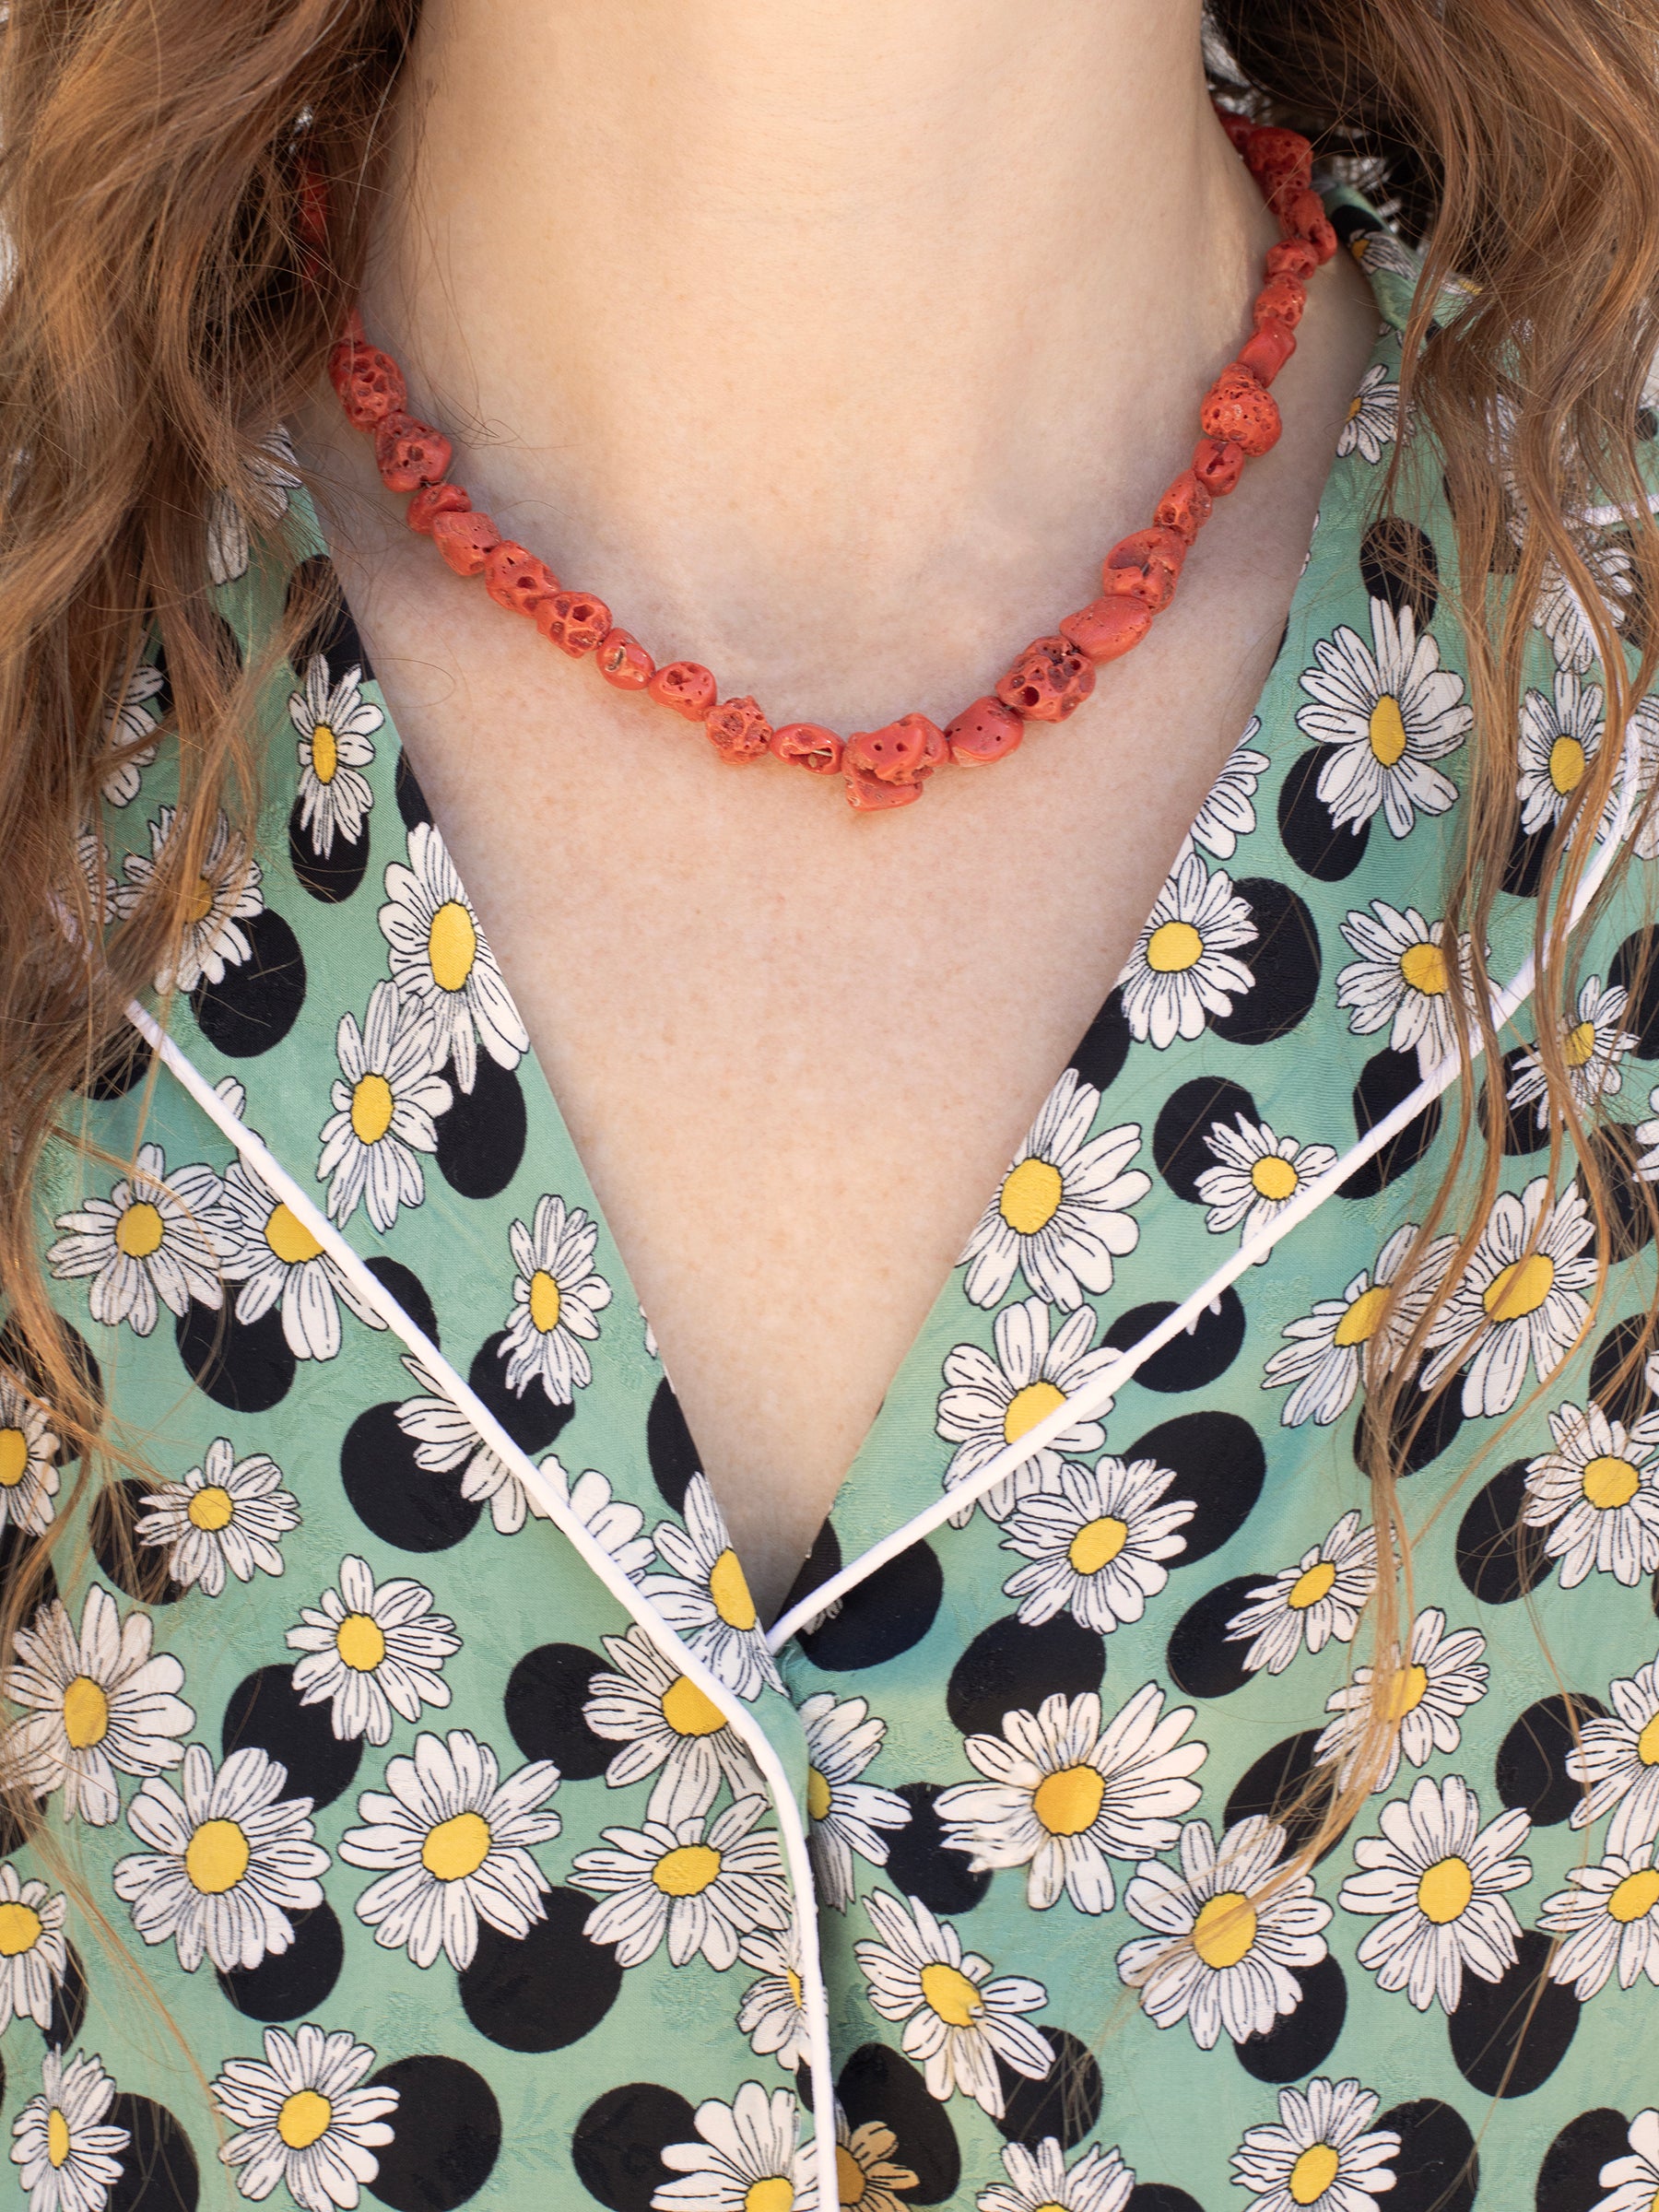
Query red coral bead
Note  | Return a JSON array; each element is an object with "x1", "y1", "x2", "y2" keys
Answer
[
  {"x1": 1281, "y1": 188, "x2": 1337, "y2": 263},
  {"x1": 995, "y1": 637, "x2": 1095, "y2": 723},
  {"x1": 1200, "y1": 369, "x2": 1282, "y2": 457},
  {"x1": 1101, "y1": 526, "x2": 1188, "y2": 611},
  {"x1": 770, "y1": 723, "x2": 844, "y2": 773},
  {"x1": 1254, "y1": 272, "x2": 1308, "y2": 329},
  {"x1": 328, "y1": 341, "x2": 406, "y2": 429},
  {"x1": 596, "y1": 629, "x2": 654, "y2": 689},
  {"x1": 535, "y1": 590, "x2": 612, "y2": 657},
  {"x1": 374, "y1": 413, "x2": 453, "y2": 492},
  {"x1": 1266, "y1": 238, "x2": 1320, "y2": 282},
  {"x1": 648, "y1": 662, "x2": 718, "y2": 720},
  {"x1": 944, "y1": 696, "x2": 1024, "y2": 766},
  {"x1": 1153, "y1": 469, "x2": 1214, "y2": 544},
  {"x1": 1192, "y1": 436, "x2": 1246, "y2": 497},
  {"x1": 407, "y1": 482, "x2": 471, "y2": 535},
  {"x1": 431, "y1": 510, "x2": 501, "y2": 576},
  {"x1": 1244, "y1": 125, "x2": 1313, "y2": 196},
  {"x1": 1236, "y1": 318, "x2": 1297, "y2": 386},
  {"x1": 484, "y1": 541, "x2": 558, "y2": 616},
  {"x1": 845, "y1": 713, "x2": 945, "y2": 785},
  {"x1": 1213, "y1": 104, "x2": 1255, "y2": 154},
  {"x1": 1060, "y1": 596, "x2": 1155, "y2": 665},
  {"x1": 844, "y1": 762, "x2": 924, "y2": 811},
  {"x1": 705, "y1": 696, "x2": 773, "y2": 763}
]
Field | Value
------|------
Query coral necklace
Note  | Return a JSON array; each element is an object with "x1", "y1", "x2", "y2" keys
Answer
[{"x1": 325, "y1": 110, "x2": 1334, "y2": 812}]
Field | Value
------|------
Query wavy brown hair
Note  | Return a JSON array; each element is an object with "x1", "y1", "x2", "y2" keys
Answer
[{"x1": 3, "y1": 0, "x2": 1659, "y2": 2133}]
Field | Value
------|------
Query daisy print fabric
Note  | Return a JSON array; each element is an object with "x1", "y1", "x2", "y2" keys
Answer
[{"x1": 16, "y1": 181, "x2": 1659, "y2": 2212}]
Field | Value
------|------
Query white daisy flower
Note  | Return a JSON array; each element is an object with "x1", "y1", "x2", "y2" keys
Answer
[
  {"x1": 1118, "y1": 850, "x2": 1256, "y2": 1050},
  {"x1": 640, "y1": 1304, "x2": 660, "y2": 1359},
  {"x1": 583, "y1": 1623, "x2": 762, "y2": 1826},
  {"x1": 936, "y1": 1296, "x2": 1119, "y2": 1524},
  {"x1": 1421, "y1": 1176, "x2": 1597, "y2": 1418},
  {"x1": 572, "y1": 1794, "x2": 791, "y2": 1971},
  {"x1": 1511, "y1": 974, "x2": 1637, "y2": 1132},
  {"x1": 46, "y1": 1142, "x2": 222, "y2": 1338},
  {"x1": 978, "y1": 2136, "x2": 1135, "y2": 2212},
  {"x1": 134, "y1": 1438, "x2": 300, "y2": 1596},
  {"x1": 338, "y1": 1726, "x2": 561, "y2": 1971},
  {"x1": 1337, "y1": 1772, "x2": 1532, "y2": 2013},
  {"x1": 10, "y1": 2050, "x2": 129, "y2": 2212},
  {"x1": 218, "y1": 1155, "x2": 386, "y2": 1363},
  {"x1": 213, "y1": 2022, "x2": 397, "y2": 2212},
  {"x1": 540, "y1": 1457, "x2": 654, "y2": 1577},
  {"x1": 959, "y1": 1070, "x2": 1149, "y2": 1312},
  {"x1": 1194, "y1": 1115, "x2": 1339, "y2": 1259},
  {"x1": 935, "y1": 1683, "x2": 1206, "y2": 1915},
  {"x1": 1625, "y1": 692, "x2": 1659, "y2": 860},
  {"x1": 831, "y1": 2110, "x2": 917, "y2": 2212},
  {"x1": 100, "y1": 661, "x2": 163, "y2": 808},
  {"x1": 1593, "y1": 2109, "x2": 1659, "y2": 2212},
  {"x1": 1568, "y1": 1648, "x2": 1659, "y2": 1855},
  {"x1": 1630, "y1": 1080, "x2": 1659, "y2": 1189},
  {"x1": 797, "y1": 1692, "x2": 911, "y2": 1914},
  {"x1": 286, "y1": 1556, "x2": 460, "y2": 1746},
  {"x1": 0, "y1": 1865, "x2": 68, "y2": 2034},
  {"x1": 1335, "y1": 364, "x2": 1402, "y2": 464},
  {"x1": 0, "y1": 1370, "x2": 59, "y2": 1538},
  {"x1": 1313, "y1": 1606, "x2": 1489, "y2": 1792},
  {"x1": 1522, "y1": 1399, "x2": 1659, "y2": 1588},
  {"x1": 1230, "y1": 2077, "x2": 1400, "y2": 2212},
  {"x1": 2, "y1": 1585, "x2": 192, "y2": 1827},
  {"x1": 377, "y1": 820, "x2": 528, "y2": 1093},
  {"x1": 1517, "y1": 667, "x2": 1606, "y2": 835},
  {"x1": 116, "y1": 806, "x2": 264, "y2": 994},
  {"x1": 1540, "y1": 1835, "x2": 1659, "y2": 1998},
  {"x1": 998, "y1": 1455, "x2": 1194, "y2": 1635},
  {"x1": 854, "y1": 1889, "x2": 1053, "y2": 2119},
  {"x1": 1187, "y1": 717, "x2": 1269, "y2": 861},
  {"x1": 1115, "y1": 1816, "x2": 1331, "y2": 2049},
  {"x1": 1531, "y1": 535, "x2": 1634, "y2": 676},
  {"x1": 500, "y1": 1193, "x2": 612, "y2": 1405},
  {"x1": 1335, "y1": 900, "x2": 1475, "y2": 1072},
  {"x1": 69, "y1": 832, "x2": 117, "y2": 933},
  {"x1": 735, "y1": 1924, "x2": 812, "y2": 2073},
  {"x1": 391, "y1": 1356, "x2": 528, "y2": 1537},
  {"x1": 1264, "y1": 1222, "x2": 1458, "y2": 1430},
  {"x1": 1296, "y1": 598, "x2": 1469, "y2": 838},
  {"x1": 205, "y1": 427, "x2": 302, "y2": 588},
  {"x1": 643, "y1": 1475, "x2": 781, "y2": 1702},
  {"x1": 112, "y1": 1742, "x2": 328, "y2": 1974},
  {"x1": 1349, "y1": 228, "x2": 1421, "y2": 286},
  {"x1": 316, "y1": 982, "x2": 452, "y2": 1233},
  {"x1": 1225, "y1": 1511, "x2": 1379, "y2": 1676},
  {"x1": 290, "y1": 657, "x2": 382, "y2": 859},
  {"x1": 653, "y1": 2081, "x2": 816, "y2": 2212}
]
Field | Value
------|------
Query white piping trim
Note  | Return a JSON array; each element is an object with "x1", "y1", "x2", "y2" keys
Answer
[
  {"x1": 122, "y1": 998, "x2": 841, "y2": 2212},
  {"x1": 769, "y1": 727, "x2": 1645, "y2": 1654}
]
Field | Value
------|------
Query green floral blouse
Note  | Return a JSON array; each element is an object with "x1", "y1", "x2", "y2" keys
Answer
[{"x1": 9, "y1": 186, "x2": 1659, "y2": 2212}]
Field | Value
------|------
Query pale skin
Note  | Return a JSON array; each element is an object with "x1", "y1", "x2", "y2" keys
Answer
[{"x1": 291, "y1": 0, "x2": 1382, "y2": 1618}]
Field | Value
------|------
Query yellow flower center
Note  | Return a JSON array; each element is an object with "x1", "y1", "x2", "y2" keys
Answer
[
  {"x1": 1399, "y1": 939, "x2": 1449, "y2": 996},
  {"x1": 806, "y1": 1766, "x2": 833, "y2": 1822},
  {"x1": 310, "y1": 723, "x2": 338, "y2": 784},
  {"x1": 1564, "y1": 1018, "x2": 1599, "y2": 1068},
  {"x1": 62, "y1": 1675, "x2": 109, "y2": 1750},
  {"x1": 186, "y1": 1484, "x2": 235, "y2": 1532},
  {"x1": 836, "y1": 2146, "x2": 867, "y2": 2206},
  {"x1": 115, "y1": 1200, "x2": 166, "y2": 1260},
  {"x1": 1289, "y1": 2142, "x2": 1342, "y2": 2206},
  {"x1": 1031, "y1": 1764, "x2": 1107, "y2": 1837},
  {"x1": 185, "y1": 877, "x2": 216, "y2": 927},
  {"x1": 1288, "y1": 1559, "x2": 1337, "y2": 1610},
  {"x1": 335, "y1": 1613, "x2": 387, "y2": 1673},
  {"x1": 1549, "y1": 734, "x2": 1587, "y2": 794},
  {"x1": 1333, "y1": 1284, "x2": 1391, "y2": 1347},
  {"x1": 784, "y1": 1968, "x2": 803, "y2": 2007},
  {"x1": 421, "y1": 1810, "x2": 492, "y2": 1882},
  {"x1": 999, "y1": 1158, "x2": 1065, "y2": 1237},
  {"x1": 1192, "y1": 1891, "x2": 1257, "y2": 1970},
  {"x1": 709, "y1": 1547, "x2": 759, "y2": 1631},
  {"x1": 1417, "y1": 1854, "x2": 1474, "y2": 1924},
  {"x1": 528, "y1": 1270, "x2": 561, "y2": 1335},
  {"x1": 1609, "y1": 1867, "x2": 1659, "y2": 1924},
  {"x1": 919, "y1": 1961, "x2": 982, "y2": 2027},
  {"x1": 349, "y1": 1072, "x2": 395, "y2": 1146},
  {"x1": 1384, "y1": 1663, "x2": 1430, "y2": 1721},
  {"x1": 428, "y1": 900, "x2": 477, "y2": 993},
  {"x1": 1583, "y1": 1454, "x2": 1641, "y2": 1510},
  {"x1": 0, "y1": 1430, "x2": 29, "y2": 1489},
  {"x1": 661, "y1": 1675, "x2": 726, "y2": 1738},
  {"x1": 264, "y1": 1204, "x2": 323, "y2": 1266},
  {"x1": 276, "y1": 2090, "x2": 333, "y2": 2151},
  {"x1": 1368, "y1": 695, "x2": 1408, "y2": 767},
  {"x1": 1483, "y1": 1252, "x2": 1555, "y2": 1322},
  {"x1": 0, "y1": 1901, "x2": 42, "y2": 1957},
  {"x1": 1067, "y1": 1515, "x2": 1128, "y2": 1576},
  {"x1": 1250, "y1": 1154, "x2": 1300, "y2": 1202},
  {"x1": 652, "y1": 1842, "x2": 722, "y2": 1897},
  {"x1": 46, "y1": 2109, "x2": 70, "y2": 2170},
  {"x1": 742, "y1": 2183, "x2": 794, "y2": 2212},
  {"x1": 1147, "y1": 919, "x2": 1204, "y2": 974},
  {"x1": 1346, "y1": 389, "x2": 1367, "y2": 419},
  {"x1": 1004, "y1": 1380, "x2": 1066, "y2": 1445},
  {"x1": 1638, "y1": 1712, "x2": 1659, "y2": 1767},
  {"x1": 185, "y1": 1818, "x2": 251, "y2": 1896}
]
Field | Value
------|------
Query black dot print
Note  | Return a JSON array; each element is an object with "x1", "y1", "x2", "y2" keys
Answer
[
  {"x1": 1341, "y1": 1046, "x2": 1442, "y2": 1201},
  {"x1": 1455, "y1": 1463, "x2": 1555, "y2": 1606},
  {"x1": 1104, "y1": 1290, "x2": 1246, "y2": 1394},
  {"x1": 191, "y1": 908, "x2": 307, "y2": 1059},
  {"x1": 1503, "y1": 818, "x2": 1551, "y2": 900},
  {"x1": 395, "y1": 748, "x2": 434, "y2": 831},
  {"x1": 838, "y1": 2044, "x2": 959, "y2": 2206},
  {"x1": 570, "y1": 2081, "x2": 698, "y2": 2212},
  {"x1": 797, "y1": 1540, "x2": 943, "y2": 1673},
  {"x1": 1377, "y1": 2099, "x2": 1478, "y2": 2212},
  {"x1": 459, "y1": 1889, "x2": 623, "y2": 2053},
  {"x1": 780, "y1": 1519, "x2": 841, "y2": 1625},
  {"x1": 1067, "y1": 987, "x2": 1132, "y2": 1097},
  {"x1": 286, "y1": 556, "x2": 376, "y2": 686},
  {"x1": 1482, "y1": 1046, "x2": 1549, "y2": 1157},
  {"x1": 1611, "y1": 928, "x2": 1659, "y2": 1057},
  {"x1": 434, "y1": 1053, "x2": 527, "y2": 1201},
  {"x1": 502, "y1": 1644, "x2": 613, "y2": 1781},
  {"x1": 1225, "y1": 1731, "x2": 1345, "y2": 1864},
  {"x1": 1448, "y1": 1928, "x2": 1580, "y2": 2097},
  {"x1": 76, "y1": 1028, "x2": 154, "y2": 1103},
  {"x1": 883, "y1": 1783, "x2": 991, "y2": 1916},
  {"x1": 1152, "y1": 1077, "x2": 1260, "y2": 1203},
  {"x1": 1495, "y1": 1692, "x2": 1609, "y2": 1826},
  {"x1": 1353, "y1": 1373, "x2": 1465, "y2": 1479},
  {"x1": 993, "y1": 2027, "x2": 1102, "y2": 2151},
  {"x1": 647, "y1": 1379, "x2": 700, "y2": 1511},
  {"x1": 340, "y1": 1401, "x2": 482, "y2": 1553},
  {"x1": 1591, "y1": 1314, "x2": 1658, "y2": 1426},
  {"x1": 106, "y1": 2095, "x2": 199, "y2": 2212},
  {"x1": 0, "y1": 1791, "x2": 47, "y2": 1858},
  {"x1": 216, "y1": 1901, "x2": 343, "y2": 2022},
  {"x1": 1616, "y1": 535, "x2": 1657, "y2": 661},
  {"x1": 89, "y1": 1480, "x2": 184, "y2": 1606},
  {"x1": 1124, "y1": 1411, "x2": 1265, "y2": 1566},
  {"x1": 0, "y1": 1316, "x2": 103, "y2": 1447},
  {"x1": 0, "y1": 1520, "x2": 58, "y2": 1629},
  {"x1": 1166, "y1": 1574, "x2": 1265, "y2": 1700},
  {"x1": 175, "y1": 1297, "x2": 295, "y2": 1415},
  {"x1": 368, "y1": 2054, "x2": 501, "y2": 2212},
  {"x1": 468, "y1": 1332, "x2": 574, "y2": 1455},
  {"x1": 947, "y1": 1615, "x2": 1104, "y2": 1738},
  {"x1": 1126, "y1": 2190, "x2": 1205, "y2": 2212},
  {"x1": 364, "y1": 1256, "x2": 440, "y2": 1349},
  {"x1": 1277, "y1": 748, "x2": 1371, "y2": 881},
  {"x1": 1235, "y1": 1954, "x2": 1347, "y2": 2084},
  {"x1": 1578, "y1": 1124, "x2": 1658, "y2": 1261},
  {"x1": 288, "y1": 796, "x2": 370, "y2": 904},
  {"x1": 1360, "y1": 521, "x2": 1440, "y2": 626},
  {"x1": 1209, "y1": 879, "x2": 1322, "y2": 1045},
  {"x1": 43, "y1": 1940, "x2": 87, "y2": 2050},
  {"x1": 220, "y1": 1665, "x2": 361, "y2": 1811},
  {"x1": 1535, "y1": 2108, "x2": 1630, "y2": 2212}
]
